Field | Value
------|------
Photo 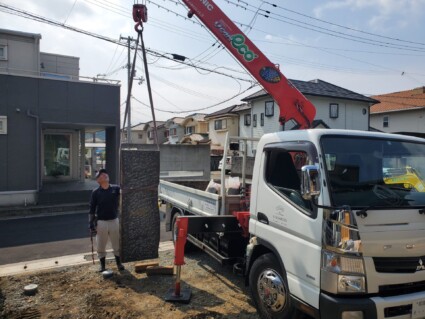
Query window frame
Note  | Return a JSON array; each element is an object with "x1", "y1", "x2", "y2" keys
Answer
[
  {"x1": 383, "y1": 115, "x2": 389, "y2": 128},
  {"x1": 186, "y1": 126, "x2": 194, "y2": 135},
  {"x1": 0, "y1": 45, "x2": 7, "y2": 61},
  {"x1": 260, "y1": 113, "x2": 265, "y2": 126},
  {"x1": 265, "y1": 101, "x2": 274, "y2": 117},
  {"x1": 329, "y1": 103, "x2": 339, "y2": 119},
  {"x1": 0, "y1": 116, "x2": 7, "y2": 134},
  {"x1": 244, "y1": 114, "x2": 251, "y2": 126},
  {"x1": 253, "y1": 114, "x2": 257, "y2": 127},
  {"x1": 214, "y1": 119, "x2": 227, "y2": 130},
  {"x1": 263, "y1": 141, "x2": 319, "y2": 219}
]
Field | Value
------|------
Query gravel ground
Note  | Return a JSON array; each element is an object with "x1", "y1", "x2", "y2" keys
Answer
[{"x1": 0, "y1": 250, "x2": 259, "y2": 319}]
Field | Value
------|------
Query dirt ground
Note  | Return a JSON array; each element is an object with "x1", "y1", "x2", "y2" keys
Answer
[{"x1": 0, "y1": 250, "x2": 260, "y2": 319}]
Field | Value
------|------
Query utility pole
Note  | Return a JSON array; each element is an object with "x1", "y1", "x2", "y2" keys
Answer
[{"x1": 120, "y1": 35, "x2": 135, "y2": 143}]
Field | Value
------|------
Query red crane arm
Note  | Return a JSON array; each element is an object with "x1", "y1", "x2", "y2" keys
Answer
[{"x1": 181, "y1": 0, "x2": 316, "y2": 128}]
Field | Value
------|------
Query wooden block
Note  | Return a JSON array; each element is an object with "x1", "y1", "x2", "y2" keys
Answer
[
  {"x1": 134, "y1": 261, "x2": 159, "y2": 273},
  {"x1": 146, "y1": 266, "x2": 174, "y2": 276}
]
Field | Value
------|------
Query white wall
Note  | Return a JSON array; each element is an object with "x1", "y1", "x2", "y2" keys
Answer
[
  {"x1": 370, "y1": 109, "x2": 425, "y2": 134},
  {"x1": 313, "y1": 96, "x2": 369, "y2": 131},
  {"x1": 241, "y1": 95, "x2": 370, "y2": 156},
  {"x1": 40, "y1": 52, "x2": 79, "y2": 77},
  {"x1": 208, "y1": 116, "x2": 239, "y2": 148},
  {"x1": 0, "y1": 32, "x2": 40, "y2": 76},
  {"x1": 168, "y1": 124, "x2": 185, "y2": 144}
]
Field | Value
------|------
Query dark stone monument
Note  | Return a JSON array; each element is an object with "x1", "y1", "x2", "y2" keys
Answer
[{"x1": 120, "y1": 150, "x2": 160, "y2": 262}]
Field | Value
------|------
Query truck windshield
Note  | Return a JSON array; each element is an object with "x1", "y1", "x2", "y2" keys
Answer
[{"x1": 321, "y1": 136, "x2": 425, "y2": 208}]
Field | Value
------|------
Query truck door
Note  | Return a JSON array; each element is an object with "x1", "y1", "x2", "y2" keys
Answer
[{"x1": 254, "y1": 141, "x2": 322, "y2": 309}]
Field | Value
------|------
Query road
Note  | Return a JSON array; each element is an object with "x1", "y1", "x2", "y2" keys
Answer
[{"x1": 0, "y1": 207, "x2": 172, "y2": 265}]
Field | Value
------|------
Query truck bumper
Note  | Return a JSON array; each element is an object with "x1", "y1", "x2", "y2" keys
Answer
[
  {"x1": 320, "y1": 289, "x2": 425, "y2": 319},
  {"x1": 320, "y1": 293, "x2": 377, "y2": 319}
]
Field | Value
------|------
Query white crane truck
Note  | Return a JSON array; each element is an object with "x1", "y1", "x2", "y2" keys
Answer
[{"x1": 157, "y1": 1, "x2": 425, "y2": 318}]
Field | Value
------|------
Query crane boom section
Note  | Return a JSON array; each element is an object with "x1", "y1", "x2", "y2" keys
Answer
[{"x1": 181, "y1": 0, "x2": 316, "y2": 128}]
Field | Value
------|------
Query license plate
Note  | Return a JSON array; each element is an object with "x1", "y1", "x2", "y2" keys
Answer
[{"x1": 412, "y1": 299, "x2": 425, "y2": 319}]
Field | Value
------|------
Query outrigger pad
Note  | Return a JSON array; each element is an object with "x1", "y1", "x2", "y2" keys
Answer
[{"x1": 164, "y1": 288, "x2": 192, "y2": 304}]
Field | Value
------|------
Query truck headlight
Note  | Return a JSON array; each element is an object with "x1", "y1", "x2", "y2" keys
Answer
[
  {"x1": 338, "y1": 275, "x2": 366, "y2": 293},
  {"x1": 321, "y1": 250, "x2": 366, "y2": 294}
]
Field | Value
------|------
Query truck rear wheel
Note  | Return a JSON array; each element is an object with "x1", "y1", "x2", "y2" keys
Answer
[{"x1": 249, "y1": 253, "x2": 295, "y2": 319}]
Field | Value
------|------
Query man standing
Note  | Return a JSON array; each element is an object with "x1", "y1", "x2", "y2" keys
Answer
[{"x1": 89, "y1": 169, "x2": 125, "y2": 272}]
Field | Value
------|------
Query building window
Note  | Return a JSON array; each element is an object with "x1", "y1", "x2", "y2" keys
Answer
[
  {"x1": 329, "y1": 103, "x2": 339, "y2": 119},
  {"x1": 0, "y1": 45, "x2": 7, "y2": 60},
  {"x1": 170, "y1": 128, "x2": 177, "y2": 136},
  {"x1": 43, "y1": 134, "x2": 71, "y2": 177},
  {"x1": 253, "y1": 114, "x2": 257, "y2": 127},
  {"x1": 260, "y1": 113, "x2": 265, "y2": 126},
  {"x1": 265, "y1": 101, "x2": 274, "y2": 117},
  {"x1": 186, "y1": 126, "x2": 194, "y2": 135},
  {"x1": 0, "y1": 116, "x2": 7, "y2": 134},
  {"x1": 164, "y1": 130, "x2": 169, "y2": 138},
  {"x1": 148, "y1": 131, "x2": 153, "y2": 139},
  {"x1": 138, "y1": 133, "x2": 143, "y2": 139},
  {"x1": 123, "y1": 132, "x2": 127, "y2": 139},
  {"x1": 214, "y1": 119, "x2": 227, "y2": 130},
  {"x1": 244, "y1": 114, "x2": 251, "y2": 126},
  {"x1": 383, "y1": 115, "x2": 389, "y2": 128}
]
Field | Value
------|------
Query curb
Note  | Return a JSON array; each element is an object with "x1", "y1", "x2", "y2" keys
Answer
[{"x1": 0, "y1": 241, "x2": 174, "y2": 277}]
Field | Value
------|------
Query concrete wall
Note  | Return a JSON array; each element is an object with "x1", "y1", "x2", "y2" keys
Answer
[
  {"x1": 122, "y1": 144, "x2": 211, "y2": 181},
  {"x1": 207, "y1": 115, "x2": 239, "y2": 149},
  {"x1": 40, "y1": 52, "x2": 79, "y2": 78},
  {"x1": 0, "y1": 74, "x2": 120, "y2": 198},
  {"x1": 231, "y1": 156, "x2": 255, "y2": 177},
  {"x1": 0, "y1": 31, "x2": 40, "y2": 77},
  {"x1": 370, "y1": 109, "x2": 425, "y2": 134}
]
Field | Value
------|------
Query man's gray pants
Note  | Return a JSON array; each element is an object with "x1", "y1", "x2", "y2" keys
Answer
[{"x1": 96, "y1": 218, "x2": 120, "y2": 259}]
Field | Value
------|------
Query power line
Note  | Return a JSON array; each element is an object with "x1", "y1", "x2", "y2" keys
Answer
[
  {"x1": 254, "y1": 0, "x2": 425, "y2": 47},
  {"x1": 0, "y1": 2, "x2": 255, "y2": 83},
  {"x1": 222, "y1": 0, "x2": 425, "y2": 52},
  {"x1": 132, "y1": 84, "x2": 257, "y2": 114}
]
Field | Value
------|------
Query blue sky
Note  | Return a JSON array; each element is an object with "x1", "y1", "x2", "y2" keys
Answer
[{"x1": 1, "y1": 0, "x2": 424, "y2": 125}]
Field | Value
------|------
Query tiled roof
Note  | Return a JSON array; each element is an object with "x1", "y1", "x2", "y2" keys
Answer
[
  {"x1": 242, "y1": 79, "x2": 378, "y2": 104},
  {"x1": 204, "y1": 103, "x2": 248, "y2": 118},
  {"x1": 370, "y1": 87, "x2": 425, "y2": 113},
  {"x1": 291, "y1": 119, "x2": 330, "y2": 130}
]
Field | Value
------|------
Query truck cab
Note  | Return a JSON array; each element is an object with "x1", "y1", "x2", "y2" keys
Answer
[{"x1": 248, "y1": 129, "x2": 425, "y2": 319}]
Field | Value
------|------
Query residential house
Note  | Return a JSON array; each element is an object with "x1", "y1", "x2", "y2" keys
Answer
[
  {"x1": 240, "y1": 79, "x2": 378, "y2": 156},
  {"x1": 121, "y1": 122, "x2": 147, "y2": 144},
  {"x1": 205, "y1": 104, "x2": 246, "y2": 154},
  {"x1": 164, "y1": 117, "x2": 185, "y2": 144},
  {"x1": 0, "y1": 28, "x2": 120, "y2": 206},
  {"x1": 179, "y1": 113, "x2": 209, "y2": 143},
  {"x1": 370, "y1": 86, "x2": 425, "y2": 138},
  {"x1": 145, "y1": 121, "x2": 166, "y2": 144}
]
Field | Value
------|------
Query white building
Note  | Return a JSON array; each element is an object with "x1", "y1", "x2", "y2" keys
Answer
[
  {"x1": 239, "y1": 79, "x2": 378, "y2": 156},
  {"x1": 370, "y1": 86, "x2": 425, "y2": 138}
]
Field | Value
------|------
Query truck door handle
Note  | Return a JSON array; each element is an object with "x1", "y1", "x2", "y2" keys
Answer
[{"x1": 257, "y1": 212, "x2": 269, "y2": 225}]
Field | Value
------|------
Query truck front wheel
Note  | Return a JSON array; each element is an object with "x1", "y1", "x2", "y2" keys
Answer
[{"x1": 249, "y1": 253, "x2": 295, "y2": 319}]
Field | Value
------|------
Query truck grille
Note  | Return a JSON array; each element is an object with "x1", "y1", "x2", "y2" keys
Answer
[
  {"x1": 373, "y1": 256, "x2": 425, "y2": 273},
  {"x1": 379, "y1": 280, "x2": 425, "y2": 297}
]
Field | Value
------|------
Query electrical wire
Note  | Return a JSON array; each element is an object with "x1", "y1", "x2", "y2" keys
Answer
[
  {"x1": 253, "y1": 0, "x2": 425, "y2": 47},
  {"x1": 132, "y1": 83, "x2": 257, "y2": 114}
]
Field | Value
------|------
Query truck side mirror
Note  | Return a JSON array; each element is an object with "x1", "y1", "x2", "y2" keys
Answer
[{"x1": 301, "y1": 165, "x2": 321, "y2": 200}]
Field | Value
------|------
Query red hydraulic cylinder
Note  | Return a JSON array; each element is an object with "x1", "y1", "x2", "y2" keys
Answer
[{"x1": 174, "y1": 216, "x2": 188, "y2": 266}]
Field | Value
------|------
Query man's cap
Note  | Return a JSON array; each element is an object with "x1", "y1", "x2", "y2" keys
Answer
[{"x1": 95, "y1": 168, "x2": 108, "y2": 179}]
